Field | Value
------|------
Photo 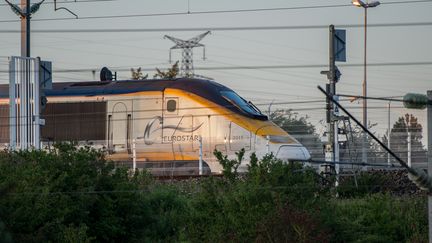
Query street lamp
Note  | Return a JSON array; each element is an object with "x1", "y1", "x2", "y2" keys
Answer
[{"x1": 351, "y1": 0, "x2": 380, "y2": 165}]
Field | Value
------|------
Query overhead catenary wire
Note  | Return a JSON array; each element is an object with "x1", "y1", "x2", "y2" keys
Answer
[
  {"x1": 1, "y1": 61, "x2": 432, "y2": 73},
  {"x1": 0, "y1": 0, "x2": 430, "y2": 22},
  {"x1": 0, "y1": 0, "x2": 116, "y2": 7},
  {"x1": 317, "y1": 86, "x2": 432, "y2": 191},
  {"x1": 298, "y1": 159, "x2": 402, "y2": 168},
  {"x1": 1, "y1": 22, "x2": 432, "y2": 31}
]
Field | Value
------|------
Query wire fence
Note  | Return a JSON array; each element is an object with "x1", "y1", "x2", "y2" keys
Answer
[{"x1": 0, "y1": 81, "x2": 428, "y2": 171}]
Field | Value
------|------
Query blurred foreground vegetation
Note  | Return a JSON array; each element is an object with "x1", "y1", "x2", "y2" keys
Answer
[{"x1": 0, "y1": 145, "x2": 427, "y2": 242}]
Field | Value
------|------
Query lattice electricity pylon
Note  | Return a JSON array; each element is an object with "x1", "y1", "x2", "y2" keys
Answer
[{"x1": 164, "y1": 31, "x2": 211, "y2": 78}]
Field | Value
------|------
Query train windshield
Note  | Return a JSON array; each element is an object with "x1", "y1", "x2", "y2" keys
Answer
[{"x1": 220, "y1": 91, "x2": 263, "y2": 116}]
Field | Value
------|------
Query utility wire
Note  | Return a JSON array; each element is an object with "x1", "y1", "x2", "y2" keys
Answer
[
  {"x1": 1, "y1": 61, "x2": 431, "y2": 73},
  {"x1": 337, "y1": 94, "x2": 406, "y2": 103},
  {"x1": 0, "y1": 0, "x2": 115, "y2": 7},
  {"x1": 1, "y1": 22, "x2": 432, "y2": 30},
  {"x1": 0, "y1": 0, "x2": 115, "y2": 6},
  {"x1": 318, "y1": 86, "x2": 432, "y2": 191},
  {"x1": 298, "y1": 159, "x2": 401, "y2": 168},
  {"x1": 0, "y1": 0, "x2": 430, "y2": 22}
]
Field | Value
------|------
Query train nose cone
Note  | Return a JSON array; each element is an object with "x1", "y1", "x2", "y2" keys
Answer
[{"x1": 275, "y1": 145, "x2": 311, "y2": 161}]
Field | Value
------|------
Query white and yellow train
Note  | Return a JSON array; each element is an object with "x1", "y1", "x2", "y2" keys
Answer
[{"x1": 0, "y1": 77, "x2": 310, "y2": 175}]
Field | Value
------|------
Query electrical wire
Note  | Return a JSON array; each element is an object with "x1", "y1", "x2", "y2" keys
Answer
[
  {"x1": 0, "y1": 0, "x2": 430, "y2": 22},
  {"x1": 1, "y1": 22, "x2": 432, "y2": 31},
  {"x1": 0, "y1": 0, "x2": 116, "y2": 7},
  {"x1": 1, "y1": 61, "x2": 431, "y2": 73}
]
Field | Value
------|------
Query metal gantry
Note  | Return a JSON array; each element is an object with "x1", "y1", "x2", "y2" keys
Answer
[
  {"x1": 164, "y1": 31, "x2": 211, "y2": 78},
  {"x1": 9, "y1": 56, "x2": 41, "y2": 149}
]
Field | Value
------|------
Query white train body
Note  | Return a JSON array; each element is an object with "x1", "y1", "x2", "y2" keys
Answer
[{"x1": 0, "y1": 78, "x2": 310, "y2": 174}]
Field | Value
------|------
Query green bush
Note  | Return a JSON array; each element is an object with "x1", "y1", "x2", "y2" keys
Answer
[
  {"x1": 337, "y1": 172, "x2": 389, "y2": 198},
  {"x1": 321, "y1": 194, "x2": 427, "y2": 243},
  {"x1": 0, "y1": 144, "x2": 182, "y2": 242},
  {"x1": 183, "y1": 152, "x2": 325, "y2": 242},
  {"x1": 256, "y1": 203, "x2": 330, "y2": 243},
  {"x1": 0, "y1": 145, "x2": 427, "y2": 242}
]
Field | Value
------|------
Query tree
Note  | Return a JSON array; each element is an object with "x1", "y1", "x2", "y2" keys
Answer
[
  {"x1": 383, "y1": 114, "x2": 427, "y2": 166},
  {"x1": 0, "y1": 144, "x2": 185, "y2": 242},
  {"x1": 153, "y1": 61, "x2": 179, "y2": 79},
  {"x1": 270, "y1": 109, "x2": 322, "y2": 159},
  {"x1": 271, "y1": 109, "x2": 384, "y2": 166},
  {"x1": 130, "y1": 67, "x2": 148, "y2": 80},
  {"x1": 347, "y1": 122, "x2": 385, "y2": 165}
]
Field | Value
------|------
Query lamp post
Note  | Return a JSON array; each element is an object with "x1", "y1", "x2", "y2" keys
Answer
[{"x1": 351, "y1": 0, "x2": 380, "y2": 165}]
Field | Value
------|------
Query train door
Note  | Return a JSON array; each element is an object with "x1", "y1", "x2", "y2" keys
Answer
[
  {"x1": 162, "y1": 97, "x2": 195, "y2": 158},
  {"x1": 133, "y1": 97, "x2": 163, "y2": 149},
  {"x1": 211, "y1": 115, "x2": 229, "y2": 155},
  {"x1": 192, "y1": 114, "x2": 209, "y2": 152},
  {"x1": 229, "y1": 122, "x2": 251, "y2": 151},
  {"x1": 107, "y1": 100, "x2": 132, "y2": 154}
]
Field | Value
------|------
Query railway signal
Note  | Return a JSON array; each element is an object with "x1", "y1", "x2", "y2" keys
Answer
[{"x1": 320, "y1": 25, "x2": 346, "y2": 186}]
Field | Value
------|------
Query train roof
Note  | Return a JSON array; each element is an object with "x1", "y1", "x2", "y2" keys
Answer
[
  {"x1": 0, "y1": 78, "x2": 268, "y2": 120},
  {"x1": 0, "y1": 78, "x2": 226, "y2": 97}
]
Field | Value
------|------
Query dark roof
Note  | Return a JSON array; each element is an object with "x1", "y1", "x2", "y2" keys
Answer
[
  {"x1": 0, "y1": 78, "x2": 268, "y2": 120},
  {"x1": 0, "y1": 78, "x2": 225, "y2": 97}
]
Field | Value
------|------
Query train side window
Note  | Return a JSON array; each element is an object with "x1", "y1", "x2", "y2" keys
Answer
[{"x1": 167, "y1": 99, "x2": 177, "y2": 112}]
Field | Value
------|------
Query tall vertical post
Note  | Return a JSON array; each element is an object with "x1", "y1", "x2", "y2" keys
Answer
[
  {"x1": 329, "y1": 25, "x2": 339, "y2": 184},
  {"x1": 322, "y1": 25, "x2": 344, "y2": 179},
  {"x1": 21, "y1": 0, "x2": 30, "y2": 57},
  {"x1": 427, "y1": 90, "x2": 432, "y2": 243},
  {"x1": 199, "y1": 136, "x2": 203, "y2": 175},
  {"x1": 9, "y1": 58, "x2": 17, "y2": 149},
  {"x1": 33, "y1": 58, "x2": 40, "y2": 149},
  {"x1": 132, "y1": 139, "x2": 137, "y2": 170},
  {"x1": 362, "y1": 7, "x2": 368, "y2": 165},
  {"x1": 266, "y1": 135, "x2": 270, "y2": 154},
  {"x1": 407, "y1": 131, "x2": 411, "y2": 167},
  {"x1": 9, "y1": 57, "x2": 40, "y2": 150},
  {"x1": 334, "y1": 96, "x2": 340, "y2": 187},
  {"x1": 387, "y1": 101, "x2": 391, "y2": 166}
]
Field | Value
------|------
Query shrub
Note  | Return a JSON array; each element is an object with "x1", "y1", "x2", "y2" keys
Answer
[
  {"x1": 321, "y1": 194, "x2": 427, "y2": 243},
  {"x1": 0, "y1": 144, "x2": 166, "y2": 242},
  {"x1": 256, "y1": 203, "x2": 330, "y2": 243}
]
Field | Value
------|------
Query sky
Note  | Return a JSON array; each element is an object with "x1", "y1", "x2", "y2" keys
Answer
[{"x1": 0, "y1": 0, "x2": 431, "y2": 142}]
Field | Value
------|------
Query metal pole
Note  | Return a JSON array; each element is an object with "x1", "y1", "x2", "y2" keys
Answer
[
  {"x1": 334, "y1": 111, "x2": 340, "y2": 187},
  {"x1": 199, "y1": 136, "x2": 203, "y2": 175},
  {"x1": 329, "y1": 26, "x2": 339, "y2": 185},
  {"x1": 266, "y1": 135, "x2": 270, "y2": 154},
  {"x1": 21, "y1": 0, "x2": 30, "y2": 57},
  {"x1": 26, "y1": 0, "x2": 30, "y2": 57},
  {"x1": 9, "y1": 58, "x2": 16, "y2": 149},
  {"x1": 362, "y1": 7, "x2": 368, "y2": 166},
  {"x1": 407, "y1": 131, "x2": 411, "y2": 167},
  {"x1": 427, "y1": 90, "x2": 432, "y2": 243},
  {"x1": 33, "y1": 58, "x2": 40, "y2": 149},
  {"x1": 387, "y1": 101, "x2": 391, "y2": 166},
  {"x1": 132, "y1": 139, "x2": 136, "y2": 170},
  {"x1": 322, "y1": 25, "x2": 336, "y2": 176}
]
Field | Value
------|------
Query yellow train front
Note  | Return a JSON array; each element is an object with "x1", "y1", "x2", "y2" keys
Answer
[{"x1": 0, "y1": 78, "x2": 311, "y2": 175}]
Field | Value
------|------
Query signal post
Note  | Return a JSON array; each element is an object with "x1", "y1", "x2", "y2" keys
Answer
[
  {"x1": 321, "y1": 25, "x2": 345, "y2": 186},
  {"x1": 428, "y1": 91, "x2": 432, "y2": 242}
]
